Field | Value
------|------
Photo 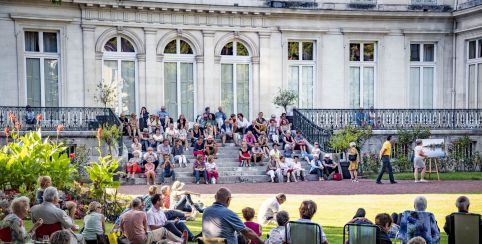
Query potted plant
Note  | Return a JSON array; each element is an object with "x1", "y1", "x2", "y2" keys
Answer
[{"x1": 272, "y1": 88, "x2": 297, "y2": 115}]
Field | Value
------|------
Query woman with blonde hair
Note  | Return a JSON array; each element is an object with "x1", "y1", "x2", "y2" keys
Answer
[
  {"x1": 64, "y1": 201, "x2": 77, "y2": 220},
  {"x1": 348, "y1": 142, "x2": 360, "y2": 182},
  {"x1": 35, "y1": 176, "x2": 52, "y2": 204},
  {"x1": 82, "y1": 201, "x2": 105, "y2": 244}
]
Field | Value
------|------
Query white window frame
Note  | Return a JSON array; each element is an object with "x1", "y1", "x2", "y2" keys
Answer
[
  {"x1": 466, "y1": 38, "x2": 482, "y2": 108},
  {"x1": 349, "y1": 42, "x2": 377, "y2": 108},
  {"x1": 163, "y1": 38, "x2": 197, "y2": 120},
  {"x1": 24, "y1": 31, "x2": 61, "y2": 107},
  {"x1": 219, "y1": 41, "x2": 253, "y2": 118},
  {"x1": 409, "y1": 42, "x2": 437, "y2": 109},
  {"x1": 102, "y1": 36, "x2": 139, "y2": 114},
  {"x1": 288, "y1": 40, "x2": 316, "y2": 108}
]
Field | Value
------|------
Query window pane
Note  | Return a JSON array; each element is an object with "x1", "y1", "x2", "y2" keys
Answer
[
  {"x1": 221, "y1": 42, "x2": 234, "y2": 56},
  {"x1": 349, "y1": 67, "x2": 360, "y2": 108},
  {"x1": 302, "y1": 42, "x2": 313, "y2": 60},
  {"x1": 479, "y1": 40, "x2": 482, "y2": 58},
  {"x1": 410, "y1": 44, "x2": 420, "y2": 62},
  {"x1": 25, "y1": 31, "x2": 39, "y2": 52},
  {"x1": 121, "y1": 61, "x2": 136, "y2": 113},
  {"x1": 468, "y1": 41, "x2": 476, "y2": 59},
  {"x1": 164, "y1": 40, "x2": 177, "y2": 54},
  {"x1": 180, "y1": 40, "x2": 193, "y2": 54},
  {"x1": 288, "y1": 66, "x2": 299, "y2": 105},
  {"x1": 164, "y1": 62, "x2": 178, "y2": 117},
  {"x1": 26, "y1": 58, "x2": 41, "y2": 106},
  {"x1": 43, "y1": 32, "x2": 58, "y2": 53},
  {"x1": 236, "y1": 64, "x2": 249, "y2": 116},
  {"x1": 350, "y1": 43, "x2": 360, "y2": 61},
  {"x1": 409, "y1": 67, "x2": 421, "y2": 108},
  {"x1": 236, "y1": 42, "x2": 249, "y2": 56},
  {"x1": 363, "y1": 43, "x2": 375, "y2": 62},
  {"x1": 422, "y1": 67, "x2": 434, "y2": 108},
  {"x1": 301, "y1": 66, "x2": 313, "y2": 108},
  {"x1": 363, "y1": 67, "x2": 374, "y2": 108},
  {"x1": 468, "y1": 64, "x2": 476, "y2": 108},
  {"x1": 221, "y1": 64, "x2": 234, "y2": 116},
  {"x1": 180, "y1": 63, "x2": 194, "y2": 121},
  {"x1": 104, "y1": 37, "x2": 117, "y2": 52},
  {"x1": 423, "y1": 44, "x2": 435, "y2": 62},
  {"x1": 478, "y1": 64, "x2": 482, "y2": 108},
  {"x1": 288, "y1": 42, "x2": 299, "y2": 60},
  {"x1": 44, "y1": 59, "x2": 59, "y2": 107},
  {"x1": 121, "y1": 38, "x2": 135, "y2": 52}
]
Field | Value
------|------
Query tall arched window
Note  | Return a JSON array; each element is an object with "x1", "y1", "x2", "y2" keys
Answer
[
  {"x1": 220, "y1": 41, "x2": 251, "y2": 117},
  {"x1": 163, "y1": 39, "x2": 196, "y2": 121},
  {"x1": 102, "y1": 36, "x2": 137, "y2": 114}
]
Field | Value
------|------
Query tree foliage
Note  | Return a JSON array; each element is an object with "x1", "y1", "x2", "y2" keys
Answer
[
  {"x1": 272, "y1": 88, "x2": 298, "y2": 113},
  {"x1": 94, "y1": 80, "x2": 118, "y2": 109},
  {"x1": 328, "y1": 126, "x2": 372, "y2": 154}
]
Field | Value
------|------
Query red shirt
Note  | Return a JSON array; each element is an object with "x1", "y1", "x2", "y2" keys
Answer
[{"x1": 162, "y1": 194, "x2": 170, "y2": 209}]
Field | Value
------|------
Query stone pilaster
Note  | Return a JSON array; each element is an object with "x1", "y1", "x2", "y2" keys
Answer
[{"x1": 82, "y1": 25, "x2": 96, "y2": 106}]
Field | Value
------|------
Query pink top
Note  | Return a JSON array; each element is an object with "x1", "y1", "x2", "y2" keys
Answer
[
  {"x1": 144, "y1": 162, "x2": 155, "y2": 176},
  {"x1": 244, "y1": 221, "x2": 262, "y2": 244},
  {"x1": 243, "y1": 134, "x2": 256, "y2": 145},
  {"x1": 121, "y1": 210, "x2": 147, "y2": 244}
]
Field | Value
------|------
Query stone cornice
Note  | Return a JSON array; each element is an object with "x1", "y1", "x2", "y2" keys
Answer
[{"x1": 10, "y1": 13, "x2": 74, "y2": 22}]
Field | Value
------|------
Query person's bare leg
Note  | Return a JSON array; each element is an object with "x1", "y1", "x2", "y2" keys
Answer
[
  {"x1": 420, "y1": 167, "x2": 426, "y2": 181},
  {"x1": 414, "y1": 168, "x2": 419, "y2": 182},
  {"x1": 349, "y1": 170, "x2": 354, "y2": 181},
  {"x1": 353, "y1": 169, "x2": 358, "y2": 181},
  {"x1": 222, "y1": 134, "x2": 226, "y2": 145}
]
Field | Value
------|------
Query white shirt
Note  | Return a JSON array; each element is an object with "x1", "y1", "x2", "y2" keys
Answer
[
  {"x1": 146, "y1": 207, "x2": 167, "y2": 227},
  {"x1": 258, "y1": 197, "x2": 280, "y2": 223},
  {"x1": 311, "y1": 147, "x2": 321, "y2": 157},
  {"x1": 293, "y1": 161, "x2": 303, "y2": 170},
  {"x1": 414, "y1": 145, "x2": 424, "y2": 157},
  {"x1": 237, "y1": 118, "x2": 250, "y2": 128},
  {"x1": 206, "y1": 161, "x2": 217, "y2": 171},
  {"x1": 269, "y1": 149, "x2": 281, "y2": 160}
]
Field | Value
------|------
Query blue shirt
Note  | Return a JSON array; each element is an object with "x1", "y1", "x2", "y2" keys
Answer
[
  {"x1": 157, "y1": 111, "x2": 169, "y2": 120},
  {"x1": 202, "y1": 203, "x2": 246, "y2": 244},
  {"x1": 215, "y1": 111, "x2": 227, "y2": 121}
]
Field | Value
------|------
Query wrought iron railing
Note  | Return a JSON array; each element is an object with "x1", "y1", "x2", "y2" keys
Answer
[
  {"x1": 296, "y1": 109, "x2": 482, "y2": 130},
  {"x1": 292, "y1": 109, "x2": 332, "y2": 151},
  {"x1": 0, "y1": 106, "x2": 121, "y2": 131},
  {"x1": 458, "y1": 0, "x2": 482, "y2": 10}
]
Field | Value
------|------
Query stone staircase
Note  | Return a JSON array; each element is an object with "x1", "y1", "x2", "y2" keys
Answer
[{"x1": 120, "y1": 136, "x2": 319, "y2": 185}]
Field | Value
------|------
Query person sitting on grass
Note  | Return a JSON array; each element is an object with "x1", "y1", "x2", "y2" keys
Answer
[
  {"x1": 193, "y1": 155, "x2": 208, "y2": 185},
  {"x1": 159, "y1": 154, "x2": 176, "y2": 184},
  {"x1": 292, "y1": 155, "x2": 305, "y2": 181},
  {"x1": 144, "y1": 158, "x2": 156, "y2": 186},
  {"x1": 265, "y1": 210, "x2": 289, "y2": 244},
  {"x1": 206, "y1": 155, "x2": 219, "y2": 184},
  {"x1": 309, "y1": 155, "x2": 324, "y2": 181},
  {"x1": 287, "y1": 200, "x2": 328, "y2": 244},
  {"x1": 204, "y1": 135, "x2": 218, "y2": 158},
  {"x1": 82, "y1": 201, "x2": 105, "y2": 244},
  {"x1": 170, "y1": 181, "x2": 204, "y2": 213},
  {"x1": 239, "y1": 142, "x2": 252, "y2": 167},
  {"x1": 322, "y1": 154, "x2": 339, "y2": 180},
  {"x1": 127, "y1": 150, "x2": 142, "y2": 180},
  {"x1": 251, "y1": 142, "x2": 265, "y2": 165},
  {"x1": 258, "y1": 194, "x2": 286, "y2": 226},
  {"x1": 242, "y1": 207, "x2": 262, "y2": 244},
  {"x1": 35, "y1": 175, "x2": 52, "y2": 204},
  {"x1": 202, "y1": 188, "x2": 264, "y2": 244}
]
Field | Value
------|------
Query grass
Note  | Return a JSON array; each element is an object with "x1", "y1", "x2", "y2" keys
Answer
[
  {"x1": 25, "y1": 193, "x2": 482, "y2": 243},
  {"x1": 367, "y1": 171, "x2": 482, "y2": 181}
]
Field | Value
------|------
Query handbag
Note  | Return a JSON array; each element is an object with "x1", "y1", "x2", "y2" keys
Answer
[
  {"x1": 348, "y1": 154, "x2": 357, "y2": 161},
  {"x1": 333, "y1": 173, "x2": 342, "y2": 181}
]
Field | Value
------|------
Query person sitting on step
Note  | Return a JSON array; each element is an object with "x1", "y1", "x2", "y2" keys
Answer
[
  {"x1": 206, "y1": 155, "x2": 219, "y2": 184},
  {"x1": 193, "y1": 155, "x2": 208, "y2": 185},
  {"x1": 292, "y1": 155, "x2": 305, "y2": 181},
  {"x1": 172, "y1": 139, "x2": 188, "y2": 168},
  {"x1": 239, "y1": 142, "x2": 252, "y2": 167},
  {"x1": 159, "y1": 154, "x2": 176, "y2": 184},
  {"x1": 127, "y1": 150, "x2": 142, "y2": 180},
  {"x1": 322, "y1": 154, "x2": 339, "y2": 180},
  {"x1": 309, "y1": 154, "x2": 324, "y2": 181},
  {"x1": 204, "y1": 135, "x2": 218, "y2": 158}
]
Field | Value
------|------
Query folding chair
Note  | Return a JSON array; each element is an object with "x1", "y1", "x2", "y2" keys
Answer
[
  {"x1": 452, "y1": 213, "x2": 481, "y2": 244},
  {"x1": 343, "y1": 223, "x2": 377, "y2": 244},
  {"x1": 0, "y1": 227, "x2": 12, "y2": 242},
  {"x1": 197, "y1": 237, "x2": 227, "y2": 244},
  {"x1": 285, "y1": 220, "x2": 322, "y2": 244},
  {"x1": 34, "y1": 222, "x2": 62, "y2": 240}
]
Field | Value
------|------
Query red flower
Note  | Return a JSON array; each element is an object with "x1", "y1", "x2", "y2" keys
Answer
[
  {"x1": 36, "y1": 113, "x2": 43, "y2": 122},
  {"x1": 4, "y1": 127, "x2": 9, "y2": 137},
  {"x1": 8, "y1": 112, "x2": 16, "y2": 124},
  {"x1": 96, "y1": 127, "x2": 103, "y2": 140},
  {"x1": 69, "y1": 153, "x2": 75, "y2": 160},
  {"x1": 56, "y1": 124, "x2": 64, "y2": 133}
]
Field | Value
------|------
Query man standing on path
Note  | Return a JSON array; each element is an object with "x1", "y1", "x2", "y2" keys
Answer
[
  {"x1": 376, "y1": 135, "x2": 397, "y2": 184},
  {"x1": 258, "y1": 193, "x2": 287, "y2": 225}
]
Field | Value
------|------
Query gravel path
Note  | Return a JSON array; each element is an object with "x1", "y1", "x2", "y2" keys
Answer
[{"x1": 118, "y1": 179, "x2": 482, "y2": 196}]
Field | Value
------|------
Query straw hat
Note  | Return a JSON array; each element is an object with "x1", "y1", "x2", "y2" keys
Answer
[{"x1": 171, "y1": 181, "x2": 185, "y2": 191}]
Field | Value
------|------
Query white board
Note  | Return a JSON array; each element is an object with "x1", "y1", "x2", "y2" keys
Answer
[{"x1": 420, "y1": 139, "x2": 446, "y2": 158}]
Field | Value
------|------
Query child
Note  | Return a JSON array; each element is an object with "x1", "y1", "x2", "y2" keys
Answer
[
  {"x1": 144, "y1": 159, "x2": 156, "y2": 185},
  {"x1": 239, "y1": 142, "x2": 251, "y2": 167},
  {"x1": 206, "y1": 156, "x2": 219, "y2": 184},
  {"x1": 140, "y1": 128, "x2": 151, "y2": 151},
  {"x1": 127, "y1": 150, "x2": 142, "y2": 179},
  {"x1": 35, "y1": 176, "x2": 52, "y2": 204},
  {"x1": 242, "y1": 207, "x2": 261, "y2": 244}
]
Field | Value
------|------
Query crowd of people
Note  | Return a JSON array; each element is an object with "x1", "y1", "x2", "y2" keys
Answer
[
  {"x1": 0, "y1": 174, "x2": 481, "y2": 244},
  {"x1": 120, "y1": 105, "x2": 341, "y2": 185}
]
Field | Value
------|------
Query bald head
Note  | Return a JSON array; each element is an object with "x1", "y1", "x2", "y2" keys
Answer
[{"x1": 215, "y1": 188, "x2": 232, "y2": 205}]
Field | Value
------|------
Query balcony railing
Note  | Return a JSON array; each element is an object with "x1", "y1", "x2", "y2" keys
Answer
[
  {"x1": 295, "y1": 109, "x2": 482, "y2": 130},
  {"x1": 0, "y1": 106, "x2": 121, "y2": 131},
  {"x1": 458, "y1": 0, "x2": 482, "y2": 10}
]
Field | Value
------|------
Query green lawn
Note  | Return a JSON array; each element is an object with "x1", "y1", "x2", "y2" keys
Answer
[
  {"x1": 367, "y1": 171, "x2": 482, "y2": 181},
  {"x1": 26, "y1": 193, "x2": 482, "y2": 243}
]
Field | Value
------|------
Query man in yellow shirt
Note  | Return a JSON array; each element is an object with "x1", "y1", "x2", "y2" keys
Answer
[{"x1": 376, "y1": 135, "x2": 397, "y2": 184}]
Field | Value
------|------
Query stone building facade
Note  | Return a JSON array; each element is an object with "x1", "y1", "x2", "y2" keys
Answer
[{"x1": 0, "y1": 0, "x2": 481, "y2": 121}]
